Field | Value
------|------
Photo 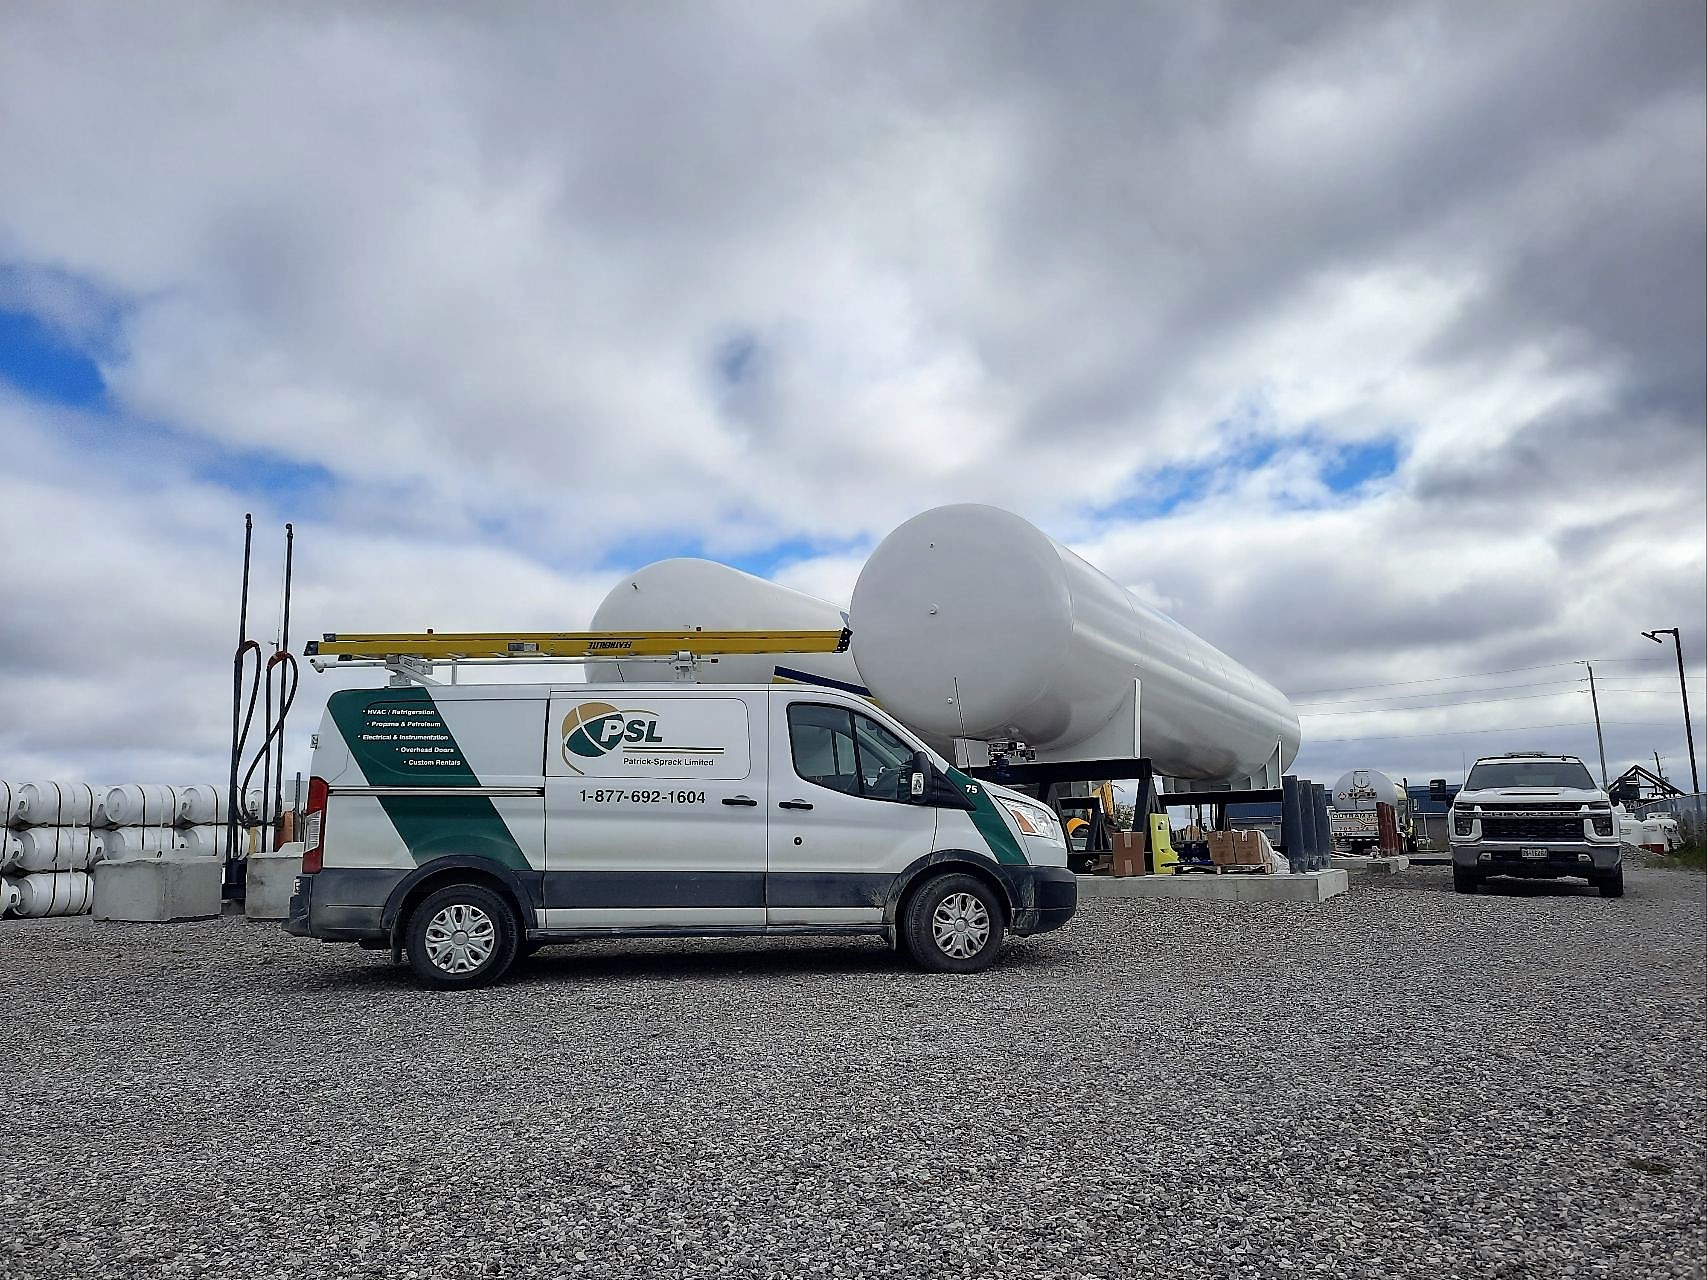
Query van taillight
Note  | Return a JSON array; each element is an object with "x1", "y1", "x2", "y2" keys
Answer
[{"x1": 302, "y1": 776, "x2": 329, "y2": 873}]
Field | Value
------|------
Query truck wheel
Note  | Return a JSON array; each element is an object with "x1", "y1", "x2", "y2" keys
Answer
[
  {"x1": 901, "y1": 873, "x2": 1006, "y2": 973},
  {"x1": 1596, "y1": 866, "x2": 1625, "y2": 899},
  {"x1": 1452, "y1": 869, "x2": 1481, "y2": 895},
  {"x1": 405, "y1": 883, "x2": 520, "y2": 989}
]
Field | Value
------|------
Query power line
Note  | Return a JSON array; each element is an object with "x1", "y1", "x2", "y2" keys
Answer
[
  {"x1": 1302, "y1": 718, "x2": 1677, "y2": 745},
  {"x1": 1296, "y1": 677, "x2": 1587, "y2": 708},
  {"x1": 1289, "y1": 657, "x2": 1696, "y2": 700},
  {"x1": 1288, "y1": 661, "x2": 1582, "y2": 698},
  {"x1": 1300, "y1": 689, "x2": 1589, "y2": 716}
]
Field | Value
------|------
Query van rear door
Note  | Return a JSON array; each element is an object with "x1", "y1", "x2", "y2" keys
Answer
[{"x1": 541, "y1": 690, "x2": 767, "y2": 928}]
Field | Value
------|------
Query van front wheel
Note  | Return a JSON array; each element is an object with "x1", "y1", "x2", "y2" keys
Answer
[
  {"x1": 405, "y1": 884, "x2": 520, "y2": 989},
  {"x1": 902, "y1": 873, "x2": 1006, "y2": 974}
]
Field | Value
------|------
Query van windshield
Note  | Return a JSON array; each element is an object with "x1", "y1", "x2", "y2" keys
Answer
[{"x1": 1465, "y1": 760, "x2": 1596, "y2": 791}]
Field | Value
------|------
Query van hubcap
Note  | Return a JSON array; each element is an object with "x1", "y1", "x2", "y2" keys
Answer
[
  {"x1": 932, "y1": 892, "x2": 991, "y2": 959},
  {"x1": 424, "y1": 903, "x2": 497, "y2": 973}
]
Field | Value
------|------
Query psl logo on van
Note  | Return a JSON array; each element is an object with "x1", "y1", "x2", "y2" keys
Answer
[{"x1": 562, "y1": 702, "x2": 664, "y2": 763}]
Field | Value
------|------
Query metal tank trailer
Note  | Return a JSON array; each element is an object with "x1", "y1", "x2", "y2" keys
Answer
[
  {"x1": 1328, "y1": 769, "x2": 1412, "y2": 856},
  {"x1": 589, "y1": 504, "x2": 1336, "y2": 873}
]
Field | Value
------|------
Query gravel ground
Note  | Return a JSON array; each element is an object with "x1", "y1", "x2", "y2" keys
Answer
[{"x1": 2, "y1": 864, "x2": 1702, "y2": 1280}]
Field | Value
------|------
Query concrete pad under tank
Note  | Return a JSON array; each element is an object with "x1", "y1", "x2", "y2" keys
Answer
[{"x1": 1077, "y1": 869, "x2": 1350, "y2": 903}]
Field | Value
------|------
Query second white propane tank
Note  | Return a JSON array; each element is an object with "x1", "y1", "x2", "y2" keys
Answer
[
  {"x1": 13, "y1": 871, "x2": 94, "y2": 917},
  {"x1": 1332, "y1": 770, "x2": 1400, "y2": 811},
  {"x1": 94, "y1": 828, "x2": 189, "y2": 861},
  {"x1": 848, "y1": 504, "x2": 1301, "y2": 782},
  {"x1": 14, "y1": 782, "x2": 96, "y2": 827},
  {"x1": 176, "y1": 784, "x2": 228, "y2": 827},
  {"x1": 94, "y1": 784, "x2": 181, "y2": 829},
  {"x1": 6, "y1": 827, "x2": 96, "y2": 873},
  {"x1": 587, "y1": 558, "x2": 867, "y2": 694},
  {"x1": 177, "y1": 826, "x2": 226, "y2": 859}
]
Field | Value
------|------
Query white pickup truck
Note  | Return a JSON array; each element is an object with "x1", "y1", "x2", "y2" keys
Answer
[{"x1": 1449, "y1": 752, "x2": 1623, "y2": 897}]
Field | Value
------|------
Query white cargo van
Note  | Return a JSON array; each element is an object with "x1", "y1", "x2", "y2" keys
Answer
[{"x1": 285, "y1": 682, "x2": 1078, "y2": 987}]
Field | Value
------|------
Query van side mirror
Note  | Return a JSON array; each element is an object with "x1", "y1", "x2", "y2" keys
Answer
[{"x1": 909, "y1": 751, "x2": 931, "y2": 800}]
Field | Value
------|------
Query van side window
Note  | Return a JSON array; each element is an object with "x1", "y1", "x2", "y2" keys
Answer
[
  {"x1": 788, "y1": 704, "x2": 860, "y2": 796},
  {"x1": 852, "y1": 713, "x2": 913, "y2": 802},
  {"x1": 786, "y1": 704, "x2": 916, "y2": 804}
]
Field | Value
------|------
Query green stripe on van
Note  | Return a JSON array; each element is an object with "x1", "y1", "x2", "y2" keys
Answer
[
  {"x1": 327, "y1": 688, "x2": 532, "y2": 873},
  {"x1": 945, "y1": 767, "x2": 1029, "y2": 866}
]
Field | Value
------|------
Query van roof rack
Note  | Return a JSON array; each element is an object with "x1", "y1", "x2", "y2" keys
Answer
[{"x1": 305, "y1": 628, "x2": 852, "y2": 686}]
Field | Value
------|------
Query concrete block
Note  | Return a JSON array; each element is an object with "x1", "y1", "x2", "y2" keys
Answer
[
  {"x1": 246, "y1": 845, "x2": 304, "y2": 920},
  {"x1": 1332, "y1": 854, "x2": 1410, "y2": 873},
  {"x1": 1077, "y1": 869, "x2": 1349, "y2": 903},
  {"x1": 94, "y1": 856, "x2": 223, "y2": 922}
]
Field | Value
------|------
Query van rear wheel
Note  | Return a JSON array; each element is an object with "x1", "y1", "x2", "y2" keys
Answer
[
  {"x1": 901, "y1": 873, "x2": 1006, "y2": 974},
  {"x1": 405, "y1": 884, "x2": 520, "y2": 989}
]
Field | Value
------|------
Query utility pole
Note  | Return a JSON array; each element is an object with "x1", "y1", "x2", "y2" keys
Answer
[
  {"x1": 1642, "y1": 628, "x2": 1699, "y2": 794},
  {"x1": 1582, "y1": 661, "x2": 1609, "y2": 789}
]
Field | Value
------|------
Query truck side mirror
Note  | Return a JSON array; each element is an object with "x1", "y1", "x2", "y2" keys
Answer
[
  {"x1": 909, "y1": 751, "x2": 931, "y2": 800},
  {"x1": 1428, "y1": 778, "x2": 1448, "y2": 803}
]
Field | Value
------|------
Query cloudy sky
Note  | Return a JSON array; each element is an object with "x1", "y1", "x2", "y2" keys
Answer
[{"x1": 2, "y1": 1, "x2": 1703, "y2": 797}]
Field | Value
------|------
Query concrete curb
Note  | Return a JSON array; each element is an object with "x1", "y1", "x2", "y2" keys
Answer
[{"x1": 1077, "y1": 868, "x2": 1350, "y2": 902}]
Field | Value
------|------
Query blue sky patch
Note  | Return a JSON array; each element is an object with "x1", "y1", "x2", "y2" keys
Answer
[
  {"x1": 1322, "y1": 438, "x2": 1400, "y2": 492},
  {"x1": 196, "y1": 444, "x2": 337, "y2": 509},
  {"x1": 715, "y1": 331, "x2": 760, "y2": 387},
  {"x1": 596, "y1": 529, "x2": 866, "y2": 579},
  {"x1": 1095, "y1": 430, "x2": 1402, "y2": 522},
  {"x1": 0, "y1": 307, "x2": 107, "y2": 408}
]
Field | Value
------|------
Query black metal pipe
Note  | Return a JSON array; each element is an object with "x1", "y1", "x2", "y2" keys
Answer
[
  {"x1": 225, "y1": 515, "x2": 253, "y2": 873},
  {"x1": 275, "y1": 524, "x2": 295, "y2": 834}
]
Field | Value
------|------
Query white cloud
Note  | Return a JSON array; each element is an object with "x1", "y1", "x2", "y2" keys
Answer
[{"x1": 0, "y1": 1, "x2": 1701, "y2": 791}]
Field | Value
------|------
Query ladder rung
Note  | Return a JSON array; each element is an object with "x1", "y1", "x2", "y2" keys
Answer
[{"x1": 306, "y1": 628, "x2": 852, "y2": 660}]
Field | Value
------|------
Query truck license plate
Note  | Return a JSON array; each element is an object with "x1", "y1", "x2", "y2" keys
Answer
[{"x1": 1520, "y1": 847, "x2": 1548, "y2": 859}]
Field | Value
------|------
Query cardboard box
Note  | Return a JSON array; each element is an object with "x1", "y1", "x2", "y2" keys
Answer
[
  {"x1": 1110, "y1": 831, "x2": 1145, "y2": 877},
  {"x1": 1205, "y1": 830, "x2": 1234, "y2": 865},
  {"x1": 1205, "y1": 829, "x2": 1265, "y2": 868}
]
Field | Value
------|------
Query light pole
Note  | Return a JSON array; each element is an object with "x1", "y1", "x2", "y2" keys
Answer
[
  {"x1": 1642, "y1": 627, "x2": 1698, "y2": 794},
  {"x1": 1579, "y1": 661, "x2": 1608, "y2": 789}
]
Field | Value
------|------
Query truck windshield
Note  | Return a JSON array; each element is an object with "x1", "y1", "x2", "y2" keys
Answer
[{"x1": 1465, "y1": 760, "x2": 1596, "y2": 790}]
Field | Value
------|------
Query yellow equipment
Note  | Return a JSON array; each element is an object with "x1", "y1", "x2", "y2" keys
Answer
[
  {"x1": 305, "y1": 628, "x2": 851, "y2": 661},
  {"x1": 1147, "y1": 812, "x2": 1180, "y2": 875}
]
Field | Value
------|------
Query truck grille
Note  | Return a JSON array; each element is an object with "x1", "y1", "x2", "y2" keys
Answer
[{"x1": 1483, "y1": 816, "x2": 1585, "y2": 842}]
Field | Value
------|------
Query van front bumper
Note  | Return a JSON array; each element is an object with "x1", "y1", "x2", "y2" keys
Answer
[{"x1": 1010, "y1": 865, "x2": 1078, "y2": 936}]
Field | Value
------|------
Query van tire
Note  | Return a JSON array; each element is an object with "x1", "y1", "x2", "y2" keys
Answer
[
  {"x1": 404, "y1": 883, "x2": 520, "y2": 989},
  {"x1": 901, "y1": 872, "x2": 1006, "y2": 974}
]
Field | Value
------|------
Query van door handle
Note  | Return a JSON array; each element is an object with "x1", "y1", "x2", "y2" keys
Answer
[
  {"x1": 778, "y1": 800, "x2": 814, "y2": 811},
  {"x1": 721, "y1": 796, "x2": 758, "y2": 807}
]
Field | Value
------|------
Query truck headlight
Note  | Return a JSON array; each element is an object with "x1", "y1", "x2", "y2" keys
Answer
[
  {"x1": 1453, "y1": 811, "x2": 1475, "y2": 837},
  {"x1": 1000, "y1": 799, "x2": 1065, "y2": 848},
  {"x1": 1591, "y1": 814, "x2": 1614, "y2": 837}
]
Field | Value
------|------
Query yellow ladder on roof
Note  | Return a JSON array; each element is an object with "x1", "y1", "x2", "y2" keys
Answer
[{"x1": 305, "y1": 628, "x2": 851, "y2": 661}]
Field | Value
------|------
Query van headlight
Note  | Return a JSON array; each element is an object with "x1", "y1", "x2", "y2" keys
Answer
[
  {"x1": 1000, "y1": 799, "x2": 1065, "y2": 847},
  {"x1": 1452, "y1": 809, "x2": 1475, "y2": 837}
]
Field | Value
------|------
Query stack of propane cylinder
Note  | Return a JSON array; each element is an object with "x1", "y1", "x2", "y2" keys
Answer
[{"x1": 1, "y1": 782, "x2": 265, "y2": 919}]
